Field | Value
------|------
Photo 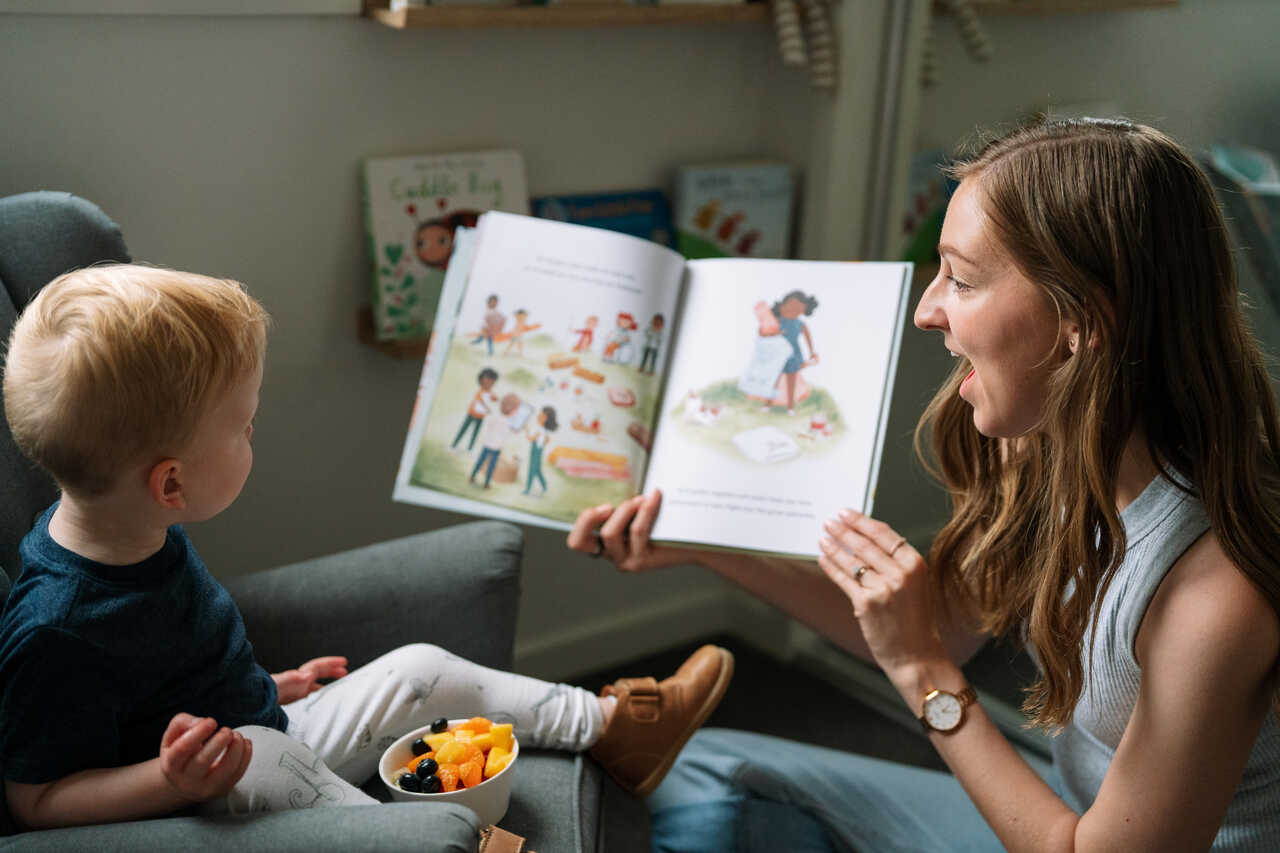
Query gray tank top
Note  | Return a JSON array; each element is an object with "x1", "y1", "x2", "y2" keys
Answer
[{"x1": 1052, "y1": 473, "x2": 1280, "y2": 849}]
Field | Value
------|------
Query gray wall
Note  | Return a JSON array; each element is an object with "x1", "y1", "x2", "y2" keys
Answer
[
  {"x1": 1, "y1": 12, "x2": 827, "y2": 675},
  {"x1": 4, "y1": 0, "x2": 1277, "y2": 676}
]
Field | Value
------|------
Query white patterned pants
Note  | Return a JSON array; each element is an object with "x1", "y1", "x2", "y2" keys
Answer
[{"x1": 201, "y1": 643, "x2": 603, "y2": 815}]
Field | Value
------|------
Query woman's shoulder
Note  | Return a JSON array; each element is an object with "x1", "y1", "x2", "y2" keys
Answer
[{"x1": 1137, "y1": 529, "x2": 1280, "y2": 680}]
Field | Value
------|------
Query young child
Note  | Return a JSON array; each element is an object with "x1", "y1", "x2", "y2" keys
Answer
[
  {"x1": 639, "y1": 313, "x2": 665, "y2": 375},
  {"x1": 471, "y1": 293, "x2": 506, "y2": 356},
  {"x1": 452, "y1": 367, "x2": 499, "y2": 452},
  {"x1": 470, "y1": 392, "x2": 521, "y2": 489},
  {"x1": 522, "y1": 406, "x2": 557, "y2": 496},
  {"x1": 0, "y1": 264, "x2": 734, "y2": 829}
]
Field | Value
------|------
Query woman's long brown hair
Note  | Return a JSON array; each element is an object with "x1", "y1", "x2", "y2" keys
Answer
[{"x1": 915, "y1": 118, "x2": 1280, "y2": 728}]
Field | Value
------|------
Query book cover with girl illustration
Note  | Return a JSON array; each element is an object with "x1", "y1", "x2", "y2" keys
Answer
[
  {"x1": 361, "y1": 149, "x2": 528, "y2": 342},
  {"x1": 393, "y1": 212, "x2": 911, "y2": 558}
]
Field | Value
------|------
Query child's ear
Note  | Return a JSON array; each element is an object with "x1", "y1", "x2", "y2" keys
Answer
[{"x1": 148, "y1": 459, "x2": 187, "y2": 510}]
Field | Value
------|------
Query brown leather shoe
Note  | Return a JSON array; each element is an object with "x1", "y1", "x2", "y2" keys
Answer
[{"x1": 588, "y1": 644, "x2": 734, "y2": 797}]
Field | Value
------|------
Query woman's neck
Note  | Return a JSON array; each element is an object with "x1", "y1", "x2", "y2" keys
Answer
[
  {"x1": 49, "y1": 492, "x2": 169, "y2": 566},
  {"x1": 1115, "y1": 430, "x2": 1161, "y2": 512}
]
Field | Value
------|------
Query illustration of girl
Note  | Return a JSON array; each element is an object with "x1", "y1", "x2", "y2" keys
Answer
[
  {"x1": 602, "y1": 312, "x2": 639, "y2": 364},
  {"x1": 414, "y1": 210, "x2": 480, "y2": 269},
  {"x1": 522, "y1": 406, "x2": 558, "y2": 496},
  {"x1": 763, "y1": 290, "x2": 819, "y2": 415}
]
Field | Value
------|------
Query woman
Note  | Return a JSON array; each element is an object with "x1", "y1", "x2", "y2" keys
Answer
[{"x1": 568, "y1": 119, "x2": 1280, "y2": 851}]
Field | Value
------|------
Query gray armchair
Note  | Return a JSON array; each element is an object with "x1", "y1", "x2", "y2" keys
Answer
[{"x1": 0, "y1": 192, "x2": 612, "y2": 852}]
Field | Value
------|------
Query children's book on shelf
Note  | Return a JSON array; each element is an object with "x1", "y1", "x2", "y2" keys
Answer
[
  {"x1": 392, "y1": 211, "x2": 911, "y2": 559},
  {"x1": 361, "y1": 149, "x2": 528, "y2": 342},
  {"x1": 532, "y1": 189, "x2": 675, "y2": 248},
  {"x1": 674, "y1": 162, "x2": 795, "y2": 260}
]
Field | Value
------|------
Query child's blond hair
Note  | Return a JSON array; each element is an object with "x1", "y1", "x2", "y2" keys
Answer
[{"x1": 3, "y1": 264, "x2": 269, "y2": 496}]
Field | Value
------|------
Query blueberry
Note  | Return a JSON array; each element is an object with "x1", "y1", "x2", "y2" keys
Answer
[
  {"x1": 415, "y1": 758, "x2": 439, "y2": 779},
  {"x1": 398, "y1": 772, "x2": 423, "y2": 793},
  {"x1": 420, "y1": 774, "x2": 443, "y2": 793},
  {"x1": 411, "y1": 737, "x2": 429, "y2": 756},
  {"x1": 430, "y1": 717, "x2": 449, "y2": 733}
]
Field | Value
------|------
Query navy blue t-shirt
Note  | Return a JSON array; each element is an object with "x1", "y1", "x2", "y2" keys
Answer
[{"x1": 0, "y1": 505, "x2": 287, "y2": 784}]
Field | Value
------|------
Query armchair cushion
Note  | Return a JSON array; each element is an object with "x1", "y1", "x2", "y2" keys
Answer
[
  {"x1": 0, "y1": 802, "x2": 480, "y2": 852},
  {"x1": 0, "y1": 191, "x2": 130, "y2": 585},
  {"x1": 226, "y1": 521, "x2": 522, "y2": 674}
]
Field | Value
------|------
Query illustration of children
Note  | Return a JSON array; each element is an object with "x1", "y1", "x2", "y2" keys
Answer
[
  {"x1": 451, "y1": 367, "x2": 499, "y2": 451},
  {"x1": 602, "y1": 312, "x2": 638, "y2": 364},
  {"x1": 761, "y1": 291, "x2": 819, "y2": 415},
  {"x1": 639, "y1": 313, "x2": 665, "y2": 375},
  {"x1": 471, "y1": 294, "x2": 506, "y2": 356},
  {"x1": 414, "y1": 210, "x2": 480, "y2": 269},
  {"x1": 522, "y1": 406, "x2": 558, "y2": 496},
  {"x1": 470, "y1": 392, "x2": 521, "y2": 488},
  {"x1": 503, "y1": 308, "x2": 539, "y2": 357},
  {"x1": 571, "y1": 315, "x2": 599, "y2": 353}
]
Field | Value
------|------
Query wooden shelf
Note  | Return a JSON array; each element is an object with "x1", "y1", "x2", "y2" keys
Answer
[
  {"x1": 364, "y1": 0, "x2": 770, "y2": 29},
  {"x1": 953, "y1": 0, "x2": 1176, "y2": 12}
]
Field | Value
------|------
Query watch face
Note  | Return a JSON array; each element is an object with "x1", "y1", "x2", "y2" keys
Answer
[{"x1": 923, "y1": 691, "x2": 963, "y2": 731}]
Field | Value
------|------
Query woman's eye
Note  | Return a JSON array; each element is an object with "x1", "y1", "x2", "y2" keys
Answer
[{"x1": 947, "y1": 275, "x2": 972, "y2": 292}]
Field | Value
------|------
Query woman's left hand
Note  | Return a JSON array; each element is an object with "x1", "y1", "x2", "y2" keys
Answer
[
  {"x1": 816, "y1": 510, "x2": 947, "y2": 678},
  {"x1": 271, "y1": 656, "x2": 349, "y2": 704}
]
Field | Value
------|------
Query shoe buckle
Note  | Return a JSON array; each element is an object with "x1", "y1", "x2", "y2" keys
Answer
[{"x1": 625, "y1": 677, "x2": 661, "y2": 723}]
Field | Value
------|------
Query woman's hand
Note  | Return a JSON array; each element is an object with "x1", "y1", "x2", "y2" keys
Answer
[
  {"x1": 816, "y1": 510, "x2": 948, "y2": 678},
  {"x1": 567, "y1": 489, "x2": 703, "y2": 573},
  {"x1": 271, "y1": 656, "x2": 349, "y2": 704}
]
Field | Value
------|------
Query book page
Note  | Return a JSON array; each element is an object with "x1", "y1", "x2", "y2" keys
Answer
[
  {"x1": 645, "y1": 259, "x2": 911, "y2": 557},
  {"x1": 394, "y1": 211, "x2": 685, "y2": 528}
]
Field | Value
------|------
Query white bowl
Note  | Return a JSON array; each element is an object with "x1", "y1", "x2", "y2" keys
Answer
[{"x1": 377, "y1": 719, "x2": 519, "y2": 826}]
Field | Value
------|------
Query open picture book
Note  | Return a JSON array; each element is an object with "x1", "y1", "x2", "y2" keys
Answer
[{"x1": 393, "y1": 211, "x2": 912, "y2": 559}]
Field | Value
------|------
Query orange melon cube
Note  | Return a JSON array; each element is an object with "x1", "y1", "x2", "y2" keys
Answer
[
  {"x1": 483, "y1": 746, "x2": 509, "y2": 779},
  {"x1": 489, "y1": 723, "x2": 514, "y2": 753},
  {"x1": 425, "y1": 731, "x2": 454, "y2": 752}
]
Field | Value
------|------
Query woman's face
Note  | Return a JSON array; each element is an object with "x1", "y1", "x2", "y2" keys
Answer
[{"x1": 914, "y1": 178, "x2": 1068, "y2": 438}]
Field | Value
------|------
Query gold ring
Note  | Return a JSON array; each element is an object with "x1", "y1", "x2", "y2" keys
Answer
[
  {"x1": 852, "y1": 565, "x2": 869, "y2": 584},
  {"x1": 889, "y1": 537, "x2": 906, "y2": 557}
]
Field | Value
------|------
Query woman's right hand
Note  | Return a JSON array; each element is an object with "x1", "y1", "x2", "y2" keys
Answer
[{"x1": 567, "y1": 489, "x2": 702, "y2": 572}]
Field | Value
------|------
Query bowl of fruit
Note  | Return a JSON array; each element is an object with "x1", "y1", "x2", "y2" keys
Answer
[{"x1": 378, "y1": 716, "x2": 519, "y2": 826}]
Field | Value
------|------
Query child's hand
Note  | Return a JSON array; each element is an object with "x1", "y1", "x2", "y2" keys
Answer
[
  {"x1": 158, "y1": 713, "x2": 252, "y2": 803},
  {"x1": 271, "y1": 656, "x2": 349, "y2": 704}
]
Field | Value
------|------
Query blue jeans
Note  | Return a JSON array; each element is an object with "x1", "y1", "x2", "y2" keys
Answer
[{"x1": 647, "y1": 728, "x2": 1059, "y2": 853}]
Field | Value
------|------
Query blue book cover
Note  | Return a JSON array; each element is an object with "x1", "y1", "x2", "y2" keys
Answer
[{"x1": 531, "y1": 189, "x2": 675, "y2": 248}]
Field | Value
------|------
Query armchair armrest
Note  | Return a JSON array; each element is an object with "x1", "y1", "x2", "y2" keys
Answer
[
  {"x1": 226, "y1": 522, "x2": 522, "y2": 673},
  {"x1": 0, "y1": 803, "x2": 479, "y2": 852}
]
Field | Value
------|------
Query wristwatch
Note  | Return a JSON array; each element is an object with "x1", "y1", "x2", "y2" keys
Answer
[{"x1": 919, "y1": 685, "x2": 977, "y2": 734}]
